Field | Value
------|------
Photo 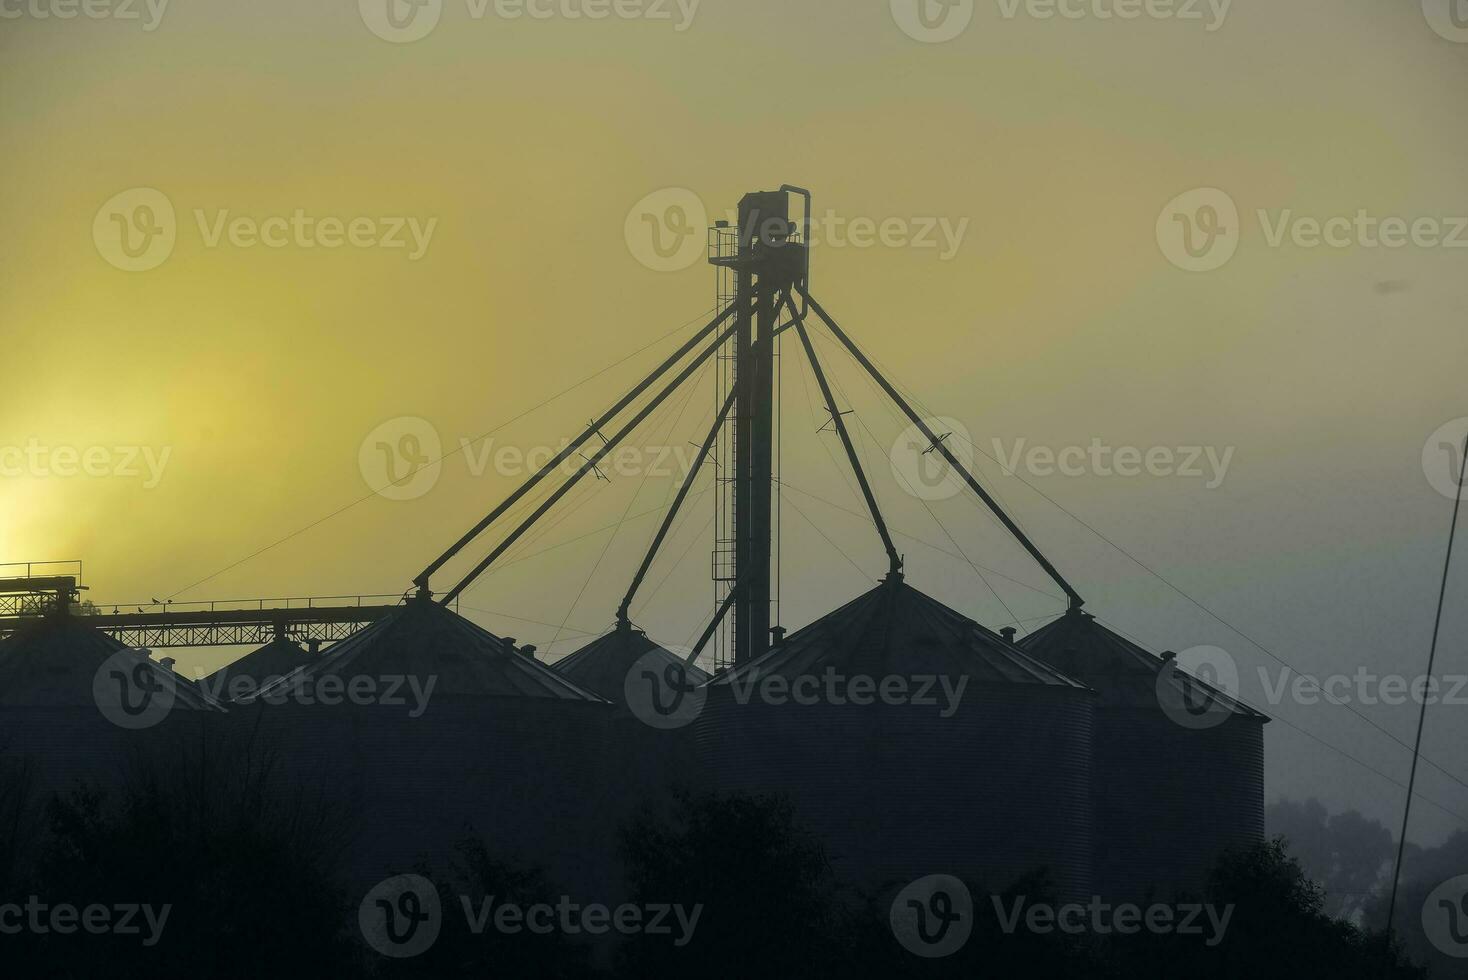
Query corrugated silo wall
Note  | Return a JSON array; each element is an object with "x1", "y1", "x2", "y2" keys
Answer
[
  {"x1": 219, "y1": 698, "x2": 615, "y2": 898},
  {"x1": 1092, "y1": 711, "x2": 1264, "y2": 904},
  {"x1": 694, "y1": 685, "x2": 1095, "y2": 903},
  {"x1": 590, "y1": 711, "x2": 700, "y2": 820},
  {"x1": 0, "y1": 707, "x2": 213, "y2": 799}
]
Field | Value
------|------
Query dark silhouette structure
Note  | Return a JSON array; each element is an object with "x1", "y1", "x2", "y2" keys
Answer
[
  {"x1": 698, "y1": 573, "x2": 1096, "y2": 898},
  {"x1": 0, "y1": 187, "x2": 1281, "y2": 967},
  {"x1": 1021, "y1": 609, "x2": 1268, "y2": 903}
]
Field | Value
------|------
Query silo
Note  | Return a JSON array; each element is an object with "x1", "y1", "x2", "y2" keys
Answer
[
  {"x1": 695, "y1": 574, "x2": 1096, "y2": 900},
  {"x1": 248, "y1": 595, "x2": 612, "y2": 893},
  {"x1": 1020, "y1": 608, "x2": 1268, "y2": 903},
  {"x1": 552, "y1": 622, "x2": 710, "y2": 703},
  {"x1": 198, "y1": 636, "x2": 314, "y2": 705},
  {"x1": 0, "y1": 613, "x2": 219, "y2": 800},
  {"x1": 551, "y1": 622, "x2": 710, "y2": 845}
]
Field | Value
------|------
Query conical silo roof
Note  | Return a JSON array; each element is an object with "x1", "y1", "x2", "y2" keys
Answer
[
  {"x1": 0, "y1": 614, "x2": 216, "y2": 710},
  {"x1": 200, "y1": 636, "x2": 315, "y2": 701},
  {"x1": 708, "y1": 574, "x2": 1089, "y2": 689},
  {"x1": 1020, "y1": 609, "x2": 1269, "y2": 720},
  {"x1": 274, "y1": 596, "x2": 605, "y2": 700},
  {"x1": 551, "y1": 623, "x2": 710, "y2": 702}
]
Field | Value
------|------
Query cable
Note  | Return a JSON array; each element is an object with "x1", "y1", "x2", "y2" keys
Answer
[
  {"x1": 636, "y1": 512, "x2": 716, "y2": 623},
  {"x1": 165, "y1": 306, "x2": 719, "y2": 600},
  {"x1": 454, "y1": 604, "x2": 600, "y2": 639},
  {"x1": 813, "y1": 310, "x2": 1468, "y2": 801},
  {"x1": 784, "y1": 494, "x2": 876, "y2": 587},
  {"x1": 811, "y1": 334, "x2": 1025, "y2": 631},
  {"x1": 775, "y1": 479, "x2": 1061, "y2": 601},
  {"x1": 546, "y1": 363, "x2": 708, "y2": 650},
  {"x1": 1384, "y1": 430, "x2": 1468, "y2": 945}
]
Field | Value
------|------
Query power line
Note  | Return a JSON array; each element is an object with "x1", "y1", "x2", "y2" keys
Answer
[
  {"x1": 1093, "y1": 615, "x2": 1468, "y2": 828},
  {"x1": 814, "y1": 315, "x2": 1468, "y2": 803},
  {"x1": 810, "y1": 331, "x2": 1029, "y2": 630},
  {"x1": 546, "y1": 362, "x2": 709, "y2": 650},
  {"x1": 165, "y1": 306, "x2": 719, "y2": 601},
  {"x1": 784, "y1": 494, "x2": 876, "y2": 587},
  {"x1": 1385, "y1": 430, "x2": 1468, "y2": 946},
  {"x1": 774, "y1": 479, "x2": 1062, "y2": 602}
]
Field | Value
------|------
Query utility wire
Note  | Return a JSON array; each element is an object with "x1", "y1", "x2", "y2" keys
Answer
[
  {"x1": 546, "y1": 363, "x2": 708, "y2": 650},
  {"x1": 165, "y1": 306, "x2": 719, "y2": 600},
  {"x1": 815, "y1": 315, "x2": 1468, "y2": 802},
  {"x1": 774, "y1": 478, "x2": 1062, "y2": 601},
  {"x1": 811, "y1": 332, "x2": 1026, "y2": 630},
  {"x1": 1384, "y1": 430, "x2": 1468, "y2": 950},
  {"x1": 1094, "y1": 615, "x2": 1468, "y2": 828}
]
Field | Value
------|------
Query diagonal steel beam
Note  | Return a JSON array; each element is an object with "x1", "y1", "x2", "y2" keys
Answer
[
  {"x1": 415, "y1": 303, "x2": 740, "y2": 595},
  {"x1": 618, "y1": 386, "x2": 738, "y2": 626},
  {"x1": 782, "y1": 293, "x2": 902, "y2": 578},
  {"x1": 439, "y1": 320, "x2": 739, "y2": 606},
  {"x1": 803, "y1": 291, "x2": 1084, "y2": 610}
]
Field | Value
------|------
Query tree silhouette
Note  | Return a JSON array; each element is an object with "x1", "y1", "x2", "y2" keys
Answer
[
  {"x1": 5, "y1": 732, "x2": 357, "y2": 979},
  {"x1": 1268, "y1": 798, "x2": 1395, "y2": 922}
]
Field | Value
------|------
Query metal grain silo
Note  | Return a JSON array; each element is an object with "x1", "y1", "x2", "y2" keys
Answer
[
  {"x1": 247, "y1": 595, "x2": 612, "y2": 893},
  {"x1": 695, "y1": 574, "x2": 1096, "y2": 900},
  {"x1": 552, "y1": 622, "x2": 710, "y2": 703},
  {"x1": 198, "y1": 636, "x2": 314, "y2": 704},
  {"x1": 551, "y1": 622, "x2": 710, "y2": 839},
  {"x1": 0, "y1": 613, "x2": 219, "y2": 800},
  {"x1": 1020, "y1": 609, "x2": 1268, "y2": 903}
]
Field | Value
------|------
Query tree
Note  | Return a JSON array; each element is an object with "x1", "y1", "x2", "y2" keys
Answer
[
  {"x1": 368, "y1": 838, "x2": 596, "y2": 979},
  {"x1": 616, "y1": 786, "x2": 861, "y2": 978},
  {"x1": 1096, "y1": 838, "x2": 1425, "y2": 980},
  {"x1": 1267, "y1": 798, "x2": 1395, "y2": 922},
  {"x1": 1364, "y1": 829, "x2": 1468, "y2": 977},
  {"x1": 9, "y1": 731, "x2": 357, "y2": 979}
]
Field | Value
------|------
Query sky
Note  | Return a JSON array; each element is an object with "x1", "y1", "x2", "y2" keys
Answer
[{"x1": 3, "y1": 0, "x2": 1467, "y2": 846}]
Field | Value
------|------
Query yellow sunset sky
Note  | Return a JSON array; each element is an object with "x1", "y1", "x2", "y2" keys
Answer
[{"x1": 3, "y1": 0, "x2": 1467, "y2": 839}]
